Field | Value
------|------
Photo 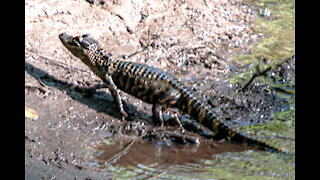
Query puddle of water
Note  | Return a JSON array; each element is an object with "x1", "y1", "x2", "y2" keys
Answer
[
  {"x1": 88, "y1": 139, "x2": 294, "y2": 179},
  {"x1": 94, "y1": 139, "x2": 249, "y2": 167}
]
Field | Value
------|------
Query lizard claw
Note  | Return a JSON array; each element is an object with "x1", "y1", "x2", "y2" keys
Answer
[{"x1": 120, "y1": 110, "x2": 128, "y2": 120}]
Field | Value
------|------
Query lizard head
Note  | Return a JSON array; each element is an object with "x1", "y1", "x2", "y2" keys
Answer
[{"x1": 59, "y1": 33, "x2": 100, "y2": 61}]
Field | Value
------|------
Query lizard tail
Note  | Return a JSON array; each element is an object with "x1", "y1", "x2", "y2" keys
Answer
[{"x1": 172, "y1": 84, "x2": 285, "y2": 154}]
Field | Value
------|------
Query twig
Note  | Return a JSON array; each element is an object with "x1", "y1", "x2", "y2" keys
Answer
[
  {"x1": 241, "y1": 55, "x2": 295, "y2": 91},
  {"x1": 25, "y1": 82, "x2": 49, "y2": 94},
  {"x1": 242, "y1": 66, "x2": 271, "y2": 91},
  {"x1": 148, "y1": 171, "x2": 165, "y2": 179},
  {"x1": 106, "y1": 131, "x2": 149, "y2": 163},
  {"x1": 25, "y1": 50, "x2": 91, "y2": 75}
]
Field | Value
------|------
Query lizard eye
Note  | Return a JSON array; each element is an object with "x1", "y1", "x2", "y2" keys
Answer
[
  {"x1": 73, "y1": 36, "x2": 82, "y2": 46},
  {"x1": 82, "y1": 34, "x2": 90, "y2": 38}
]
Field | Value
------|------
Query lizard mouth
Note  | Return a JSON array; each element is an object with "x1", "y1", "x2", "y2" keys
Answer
[
  {"x1": 59, "y1": 33, "x2": 99, "y2": 50},
  {"x1": 59, "y1": 33, "x2": 78, "y2": 47},
  {"x1": 59, "y1": 33, "x2": 88, "y2": 59}
]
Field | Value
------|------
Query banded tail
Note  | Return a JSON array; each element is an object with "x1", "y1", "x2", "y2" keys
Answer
[{"x1": 170, "y1": 81, "x2": 285, "y2": 153}]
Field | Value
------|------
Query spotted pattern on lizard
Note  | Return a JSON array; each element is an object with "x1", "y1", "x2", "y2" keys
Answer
[{"x1": 59, "y1": 33, "x2": 286, "y2": 154}]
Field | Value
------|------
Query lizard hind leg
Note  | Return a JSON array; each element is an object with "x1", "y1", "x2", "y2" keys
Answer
[
  {"x1": 152, "y1": 104, "x2": 164, "y2": 126},
  {"x1": 152, "y1": 88, "x2": 182, "y2": 126}
]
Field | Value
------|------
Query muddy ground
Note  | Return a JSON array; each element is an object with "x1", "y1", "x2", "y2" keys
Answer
[{"x1": 25, "y1": 0, "x2": 294, "y2": 179}]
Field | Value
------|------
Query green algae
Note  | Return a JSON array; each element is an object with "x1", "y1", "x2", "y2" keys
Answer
[
  {"x1": 239, "y1": 0, "x2": 294, "y2": 62},
  {"x1": 237, "y1": 105, "x2": 295, "y2": 153},
  {"x1": 231, "y1": 0, "x2": 295, "y2": 91},
  {"x1": 162, "y1": 151, "x2": 295, "y2": 179}
]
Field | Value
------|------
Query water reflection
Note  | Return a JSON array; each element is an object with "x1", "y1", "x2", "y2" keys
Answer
[
  {"x1": 92, "y1": 139, "x2": 250, "y2": 177},
  {"x1": 90, "y1": 139, "x2": 294, "y2": 179}
]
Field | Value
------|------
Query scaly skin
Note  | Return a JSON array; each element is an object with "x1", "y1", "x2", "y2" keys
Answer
[{"x1": 59, "y1": 33, "x2": 286, "y2": 154}]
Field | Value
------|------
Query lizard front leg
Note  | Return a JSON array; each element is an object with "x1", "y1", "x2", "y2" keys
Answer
[{"x1": 104, "y1": 75, "x2": 128, "y2": 120}]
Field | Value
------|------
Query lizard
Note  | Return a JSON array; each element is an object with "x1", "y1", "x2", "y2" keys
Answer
[{"x1": 59, "y1": 33, "x2": 286, "y2": 154}]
